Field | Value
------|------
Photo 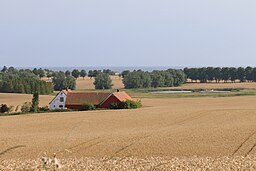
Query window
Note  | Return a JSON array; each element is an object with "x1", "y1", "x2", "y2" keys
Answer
[
  {"x1": 59, "y1": 105, "x2": 63, "y2": 108},
  {"x1": 60, "y1": 97, "x2": 64, "y2": 102}
]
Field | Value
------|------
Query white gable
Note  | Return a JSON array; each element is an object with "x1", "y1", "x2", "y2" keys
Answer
[{"x1": 49, "y1": 90, "x2": 67, "y2": 110}]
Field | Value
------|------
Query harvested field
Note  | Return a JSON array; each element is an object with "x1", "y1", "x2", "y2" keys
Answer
[
  {"x1": 75, "y1": 76, "x2": 124, "y2": 90},
  {"x1": 1, "y1": 96, "x2": 256, "y2": 161},
  {"x1": 45, "y1": 76, "x2": 256, "y2": 90},
  {"x1": 0, "y1": 93, "x2": 53, "y2": 111},
  {"x1": 2, "y1": 155, "x2": 256, "y2": 170}
]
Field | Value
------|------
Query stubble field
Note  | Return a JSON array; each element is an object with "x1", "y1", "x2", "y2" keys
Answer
[{"x1": 1, "y1": 83, "x2": 256, "y2": 169}]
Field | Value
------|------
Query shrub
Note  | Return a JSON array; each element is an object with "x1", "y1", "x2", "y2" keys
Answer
[
  {"x1": 0, "y1": 104, "x2": 10, "y2": 113},
  {"x1": 109, "y1": 102, "x2": 121, "y2": 109},
  {"x1": 8, "y1": 106, "x2": 14, "y2": 113},
  {"x1": 21, "y1": 102, "x2": 31, "y2": 113},
  {"x1": 108, "y1": 100, "x2": 142, "y2": 110},
  {"x1": 39, "y1": 106, "x2": 49, "y2": 112},
  {"x1": 121, "y1": 100, "x2": 142, "y2": 109},
  {"x1": 80, "y1": 103, "x2": 96, "y2": 111}
]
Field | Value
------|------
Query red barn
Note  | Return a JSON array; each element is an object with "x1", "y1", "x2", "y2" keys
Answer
[{"x1": 65, "y1": 91, "x2": 132, "y2": 110}]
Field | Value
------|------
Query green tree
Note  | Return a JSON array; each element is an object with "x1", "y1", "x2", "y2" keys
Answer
[
  {"x1": 33, "y1": 68, "x2": 38, "y2": 76},
  {"x1": 1, "y1": 66, "x2": 8, "y2": 73},
  {"x1": 213, "y1": 67, "x2": 222, "y2": 83},
  {"x1": 80, "y1": 70, "x2": 87, "y2": 79},
  {"x1": 103, "y1": 69, "x2": 115, "y2": 75},
  {"x1": 121, "y1": 70, "x2": 130, "y2": 78},
  {"x1": 206, "y1": 67, "x2": 215, "y2": 82},
  {"x1": 150, "y1": 71, "x2": 165, "y2": 88},
  {"x1": 37, "y1": 68, "x2": 45, "y2": 79},
  {"x1": 52, "y1": 71, "x2": 67, "y2": 91},
  {"x1": 245, "y1": 66, "x2": 253, "y2": 82},
  {"x1": 30, "y1": 92, "x2": 39, "y2": 112},
  {"x1": 123, "y1": 70, "x2": 152, "y2": 89},
  {"x1": 72, "y1": 69, "x2": 80, "y2": 79},
  {"x1": 65, "y1": 70, "x2": 71, "y2": 77},
  {"x1": 66, "y1": 75, "x2": 76, "y2": 90},
  {"x1": 46, "y1": 71, "x2": 52, "y2": 80},
  {"x1": 229, "y1": 67, "x2": 238, "y2": 83},
  {"x1": 237, "y1": 67, "x2": 246, "y2": 82},
  {"x1": 221, "y1": 67, "x2": 230, "y2": 83},
  {"x1": 94, "y1": 73, "x2": 113, "y2": 89}
]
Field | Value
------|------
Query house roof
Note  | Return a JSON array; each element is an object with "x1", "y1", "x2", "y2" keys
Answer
[
  {"x1": 65, "y1": 92, "x2": 112, "y2": 106},
  {"x1": 49, "y1": 89, "x2": 69, "y2": 105}
]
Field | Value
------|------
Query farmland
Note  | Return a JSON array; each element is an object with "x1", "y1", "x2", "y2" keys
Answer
[
  {"x1": 76, "y1": 76, "x2": 124, "y2": 90},
  {"x1": 75, "y1": 75, "x2": 256, "y2": 90},
  {"x1": 1, "y1": 81, "x2": 256, "y2": 169}
]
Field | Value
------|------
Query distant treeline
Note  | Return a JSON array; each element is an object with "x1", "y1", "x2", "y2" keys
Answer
[
  {"x1": 3, "y1": 66, "x2": 256, "y2": 94},
  {"x1": 184, "y1": 67, "x2": 256, "y2": 83},
  {"x1": 0, "y1": 67, "x2": 53, "y2": 94},
  {"x1": 122, "y1": 69, "x2": 186, "y2": 88}
]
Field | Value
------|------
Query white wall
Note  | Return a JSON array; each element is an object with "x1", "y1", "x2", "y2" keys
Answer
[{"x1": 49, "y1": 91, "x2": 67, "y2": 110}]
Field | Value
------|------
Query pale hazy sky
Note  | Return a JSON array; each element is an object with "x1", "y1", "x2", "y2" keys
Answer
[{"x1": 1, "y1": 0, "x2": 256, "y2": 67}]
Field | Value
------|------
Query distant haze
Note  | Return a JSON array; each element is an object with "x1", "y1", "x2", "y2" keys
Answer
[{"x1": 1, "y1": 0, "x2": 256, "y2": 67}]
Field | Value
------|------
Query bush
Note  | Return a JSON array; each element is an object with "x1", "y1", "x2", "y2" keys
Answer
[
  {"x1": 39, "y1": 106, "x2": 49, "y2": 112},
  {"x1": 121, "y1": 100, "x2": 142, "y2": 109},
  {"x1": 80, "y1": 103, "x2": 96, "y2": 111},
  {"x1": 109, "y1": 102, "x2": 121, "y2": 109},
  {"x1": 21, "y1": 102, "x2": 31, "y2": 113},
  {"x1": 109, "y1": 100, "x2": 142, "y2": 109},
  {"x1": 0, "y1": 104, "x2": 10, "y2": 113}
]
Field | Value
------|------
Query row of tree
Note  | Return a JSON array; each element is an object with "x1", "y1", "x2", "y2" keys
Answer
[
  {"x1": 123, "y1": 69, "x2": 186, "y2": 89},
  {"x1": 0, "y1": 67, "x2": 53, "y2": 94},
  {"x1": 184, "y1": 67, "x2": 256, "y2": 83}
]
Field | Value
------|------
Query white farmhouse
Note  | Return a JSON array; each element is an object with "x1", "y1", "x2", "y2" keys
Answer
[{"x1": 49, "y1": 89, "x2": 69, "y2": 110}]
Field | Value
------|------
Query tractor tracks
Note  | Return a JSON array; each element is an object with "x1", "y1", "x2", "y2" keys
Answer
[{"x1": 232, "y1": 130, "x2": 256, "y2": 156}]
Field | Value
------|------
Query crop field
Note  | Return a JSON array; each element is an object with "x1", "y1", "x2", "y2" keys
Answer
[
  {"x1": 76, "y1": 76, "x2": 256, "y2": 90},
  {"x1": 1, "y1": 90, "x2": 256, "y2": 169},
  {"x1": 75, "y1": 76, "x2": 124, "y2": 90},
  {"x1": 0, "y1": 93, "x2": 53, "y2": 112}
]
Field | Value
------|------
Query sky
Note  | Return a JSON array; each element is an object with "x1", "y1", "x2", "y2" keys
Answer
[{"x1": 1, "y1": 0, "x2": 256, "y2": 67}]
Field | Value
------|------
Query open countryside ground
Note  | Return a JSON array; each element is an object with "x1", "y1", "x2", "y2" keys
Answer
[
  {"x1": 1, "y1": 94, "x2": 256, "y2": 160},
  {"x1": 74, "y1": 76, "x2": 124, "y2": 90},
  {"x1": 0, "y1": 93, "x2": 53, "y2": 112},
  {"x1": 1, "y1": 85, "x2": 256, "y2": 169},
  {"x1": 75, "y1": 76, "x2": 256, "y2": 90}
]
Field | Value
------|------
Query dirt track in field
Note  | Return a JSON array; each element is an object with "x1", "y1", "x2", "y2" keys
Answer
[{"x1": 1, "y1": 95, "x2": 256, "y2": 159}]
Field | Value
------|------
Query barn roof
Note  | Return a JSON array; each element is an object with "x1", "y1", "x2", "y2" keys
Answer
[
  {"x1": 112, "y1": 92, "x2": 132, "y2": 102},
  {"x1": 65, "y1": 92, "x2": 112, "y2": 106}
]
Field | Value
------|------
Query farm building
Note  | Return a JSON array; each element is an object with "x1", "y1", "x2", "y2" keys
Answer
[{"x1": 49, "y1": 90, "x2": 132, "y2": 110}]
